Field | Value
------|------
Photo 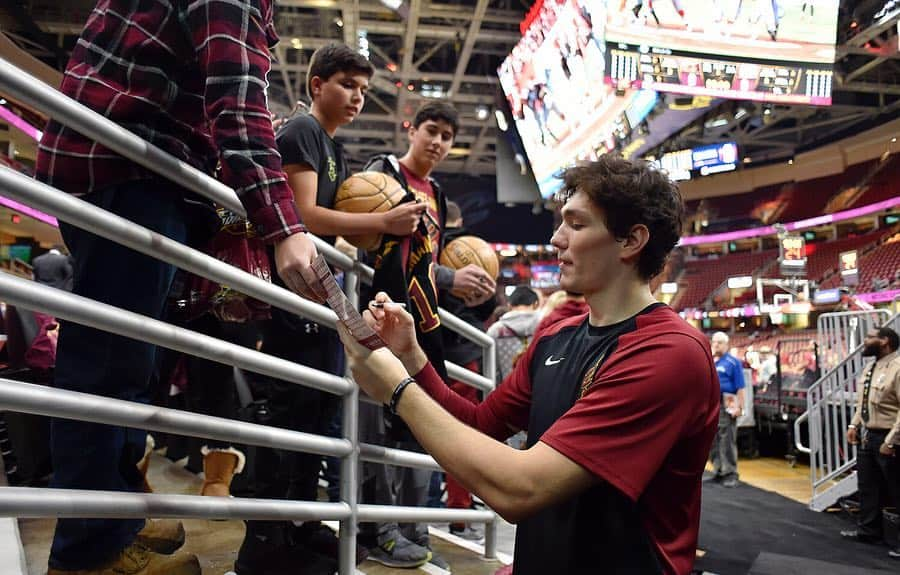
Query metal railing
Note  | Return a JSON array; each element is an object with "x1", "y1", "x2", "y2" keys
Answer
[
  {"x1": 816, "y1": 309, "x2": 891, "y2": 373},
  {"x1": 0, "y1": 57, "x2": 501, "y2": 573},
  {"x1": 796, "y1": 310, "x2": 897, "y2": 511}
]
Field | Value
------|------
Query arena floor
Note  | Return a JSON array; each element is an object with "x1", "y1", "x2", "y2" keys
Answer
[{"x1": 16, "y1": 454, "x2": 898, "y2": 574}]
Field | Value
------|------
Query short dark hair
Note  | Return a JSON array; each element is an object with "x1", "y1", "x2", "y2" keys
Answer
[
  {"x1": 877, "y1": 327, "x2": 899, "y2": 351},
  {"x1": 508, "y1": 286, "x2": 539, "y2": 307},
  {"x1": 413, "y1": 101, "x2": 459, "y2": 138},
  {"x1": 307, "y1": 44, "x2": 375, "y2": 99},
  {"x1": 558, "y1": 154, "x2": 684, "y2": 280}
]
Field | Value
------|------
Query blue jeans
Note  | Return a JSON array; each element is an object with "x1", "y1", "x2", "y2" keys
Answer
[{"x1": 49, "y1": 180, "x2": 189, "y2": 570}]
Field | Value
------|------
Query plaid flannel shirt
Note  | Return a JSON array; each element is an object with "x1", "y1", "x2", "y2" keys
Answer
[{"x1": 35, "y1": 0, "x2": 304, "y2": 242}]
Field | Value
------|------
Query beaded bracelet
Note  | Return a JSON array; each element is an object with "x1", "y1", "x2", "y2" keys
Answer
[{"x1": 388, "y1": 377, "x2": 416, "y2": 416}]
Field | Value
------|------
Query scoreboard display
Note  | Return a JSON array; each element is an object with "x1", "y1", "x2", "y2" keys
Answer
[
  {"x1": 779, "y1": 235, "x2": 807, "y2": 276},
  {"x1": 609, "y1": 44, "x2": 833, "y2": 105},
  {"x1": 605, "y1": 0, "x2": 839, "y2": 106}
]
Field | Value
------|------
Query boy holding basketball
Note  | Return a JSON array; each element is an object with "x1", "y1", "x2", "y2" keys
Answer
[
  {"x1": 358, "y1": 102, "x2": 496, "y2": 569},
  {"x1": 235, "y1": 43, "x2": 386, "y2": 575}
]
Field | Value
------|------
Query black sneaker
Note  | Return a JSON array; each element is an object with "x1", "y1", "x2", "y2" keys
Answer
[
  {"x1": 235, "y1": 532, "x2": 337, "y2": 575},
  {"x1": 888, "y1": 547, "x2": 900, "y2": 559},
  {"x1": 291, "y1": 521, "x2": 369, "y2": 565},
  {"x1": 701, "y1": 471, "x2": 720, "y2": 483}
]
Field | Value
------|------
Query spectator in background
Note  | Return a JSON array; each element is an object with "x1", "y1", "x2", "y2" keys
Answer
[
  {"x1": 535, "y1": 290, "x2": 588, "y2": 335},
  {"x1": 31, "y1": 245, "x2": 74, "y2": 291},
  {"x1": 757, "y1": 346, "x2": 777, "y2": 394},
  {"x1": 842, "y1": 327, "x2": 900, "y2": 560},
  {"x1": 705, "y1": 331, "x2": 745, "y2": 488},
  {"x1": 487, "y1": 286, "x2": 542, "y2": 382},
  {"x1": 235, "y1": 43, "x2": 376, "y2": 575}
]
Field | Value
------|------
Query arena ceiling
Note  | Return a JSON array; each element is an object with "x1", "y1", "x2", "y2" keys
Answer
[{"x1": 1, "y1": 1, "x2": 900, "y2": 177}]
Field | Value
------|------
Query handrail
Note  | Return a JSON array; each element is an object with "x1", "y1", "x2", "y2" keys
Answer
[
  {"x1": 0, "y1": 55, "x2": 503, "y2": 571},
  {"x1": 0, "y1": 487, "x2": 495, "y2": 524},
  {"x1": 0, "y1": 167, "x2": 496, "y2": 394},
  {"x1": 0, "y1": 272, "x2": 350, "y2": 396},
  {"x1": 0, "y1": 377, "x2": 444, "y2": 473},
  {"x1": 0, "y1": 167, "x2": 338, "y2": 328},
  {"x1": 0, "y1": 379, "x2": 351, "y2": 458},
  {"x1": 0, "y1": 58, "x2": 246, "y2": 216},
  {"x1": 793, "y1": 410, "x2": 810, "y2": 454},
  {"x1": 800, "y1": 311, "x2": 900, "y2": 510},
  {"x1": 0, "y1": 488, "x2": 350, "y2": 521}
]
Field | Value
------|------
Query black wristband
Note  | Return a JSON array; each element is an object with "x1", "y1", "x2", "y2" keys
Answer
[{"x1": 388, "y1": 377, "x2": 416, "y2": 416}]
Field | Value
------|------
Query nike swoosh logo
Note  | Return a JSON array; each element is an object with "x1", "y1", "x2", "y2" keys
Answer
[{"x1": 545, "y1": 356, "x2": 565, "y2": 366}]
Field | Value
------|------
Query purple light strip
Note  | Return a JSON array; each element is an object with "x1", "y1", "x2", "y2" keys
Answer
[
  {"x1": 0, "y1": 104, "x2": 41, "y2": 141},
  {"x1": 0, "y1": 195, "x2": 58, "y2": 227},
  {"x1": 679, "y1": 195, "x2": 900, "y2": 246},
  {"x1": 0, "y1": 105, "x2": 59, "y2": 227},
  {"x1": 856, "y1": 289, "x2": 900, "y2": 304}
]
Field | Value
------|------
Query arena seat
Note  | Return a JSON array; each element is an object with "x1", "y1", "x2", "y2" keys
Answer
[
  {"x1": 673, "y1": 250, "x2": 777, "y2": 310},
  {"x1": 804, "y1": 231, "x2": 888, "y2": 287}
]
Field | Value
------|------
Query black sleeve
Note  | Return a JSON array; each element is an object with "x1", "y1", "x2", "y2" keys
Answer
[{"x1": 276, "y1": 117, "x2": 322, "y2": 173}]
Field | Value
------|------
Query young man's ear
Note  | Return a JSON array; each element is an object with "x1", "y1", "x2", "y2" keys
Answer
[
  {"x1": 619, "y1": 224, "x2": 650, "y2": 263},
  {"x1": 309, "y1": 76, "x2": 323, "y2": 99},
  {"x1": 407, "y1": 124, "x2": 417, "y2": 141}
]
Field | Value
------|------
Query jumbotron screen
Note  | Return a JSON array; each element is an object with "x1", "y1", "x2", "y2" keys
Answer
[
  {"x1": 499, "y1": 0, "x2": 628, "y2": 198},
  {"x1": 605, "y1": 0, "x2": 839, "y2": 105}
]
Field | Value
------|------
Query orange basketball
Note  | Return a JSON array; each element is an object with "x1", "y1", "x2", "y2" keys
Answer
[
  {"x1": 439, "y1": 235, "x2": 499, "y2": 298},
  {"x1": 334, "y1": 172, "x2": 407, "y2": 251}
]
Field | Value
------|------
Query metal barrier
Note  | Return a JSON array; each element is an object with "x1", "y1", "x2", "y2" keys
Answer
[
  {"x1": 796, "y1": 311, "x2": 898, "y2": 511},
  {"x1": 816, "y1": 310, "x2": 891, "y2": 373},
  {"x1": 0, "y1": 57, "x2": 500, "y2": 573}
]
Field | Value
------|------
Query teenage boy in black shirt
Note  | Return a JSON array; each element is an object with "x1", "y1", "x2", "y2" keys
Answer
[{"x1": 235, "y1": 43, "x2": 387, "y2": 575}]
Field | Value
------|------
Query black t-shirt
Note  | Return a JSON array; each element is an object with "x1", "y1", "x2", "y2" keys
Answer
[
  {"x1": 414, "y1": 304, "x2": 718, "y2": 575},
  {"x1": 514, "y1": 304, "x2": 665, "y2": 575},
  {"x1": 276, "y1": 113, "x2": 347, "y2": 244}
]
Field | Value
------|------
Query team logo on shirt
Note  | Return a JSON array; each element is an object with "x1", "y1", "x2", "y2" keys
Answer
[
  {"x1": 579, "y1": 350, "x2": 608, "y2": 399},
  {"x1": 327, "y1": 156, "x2": 337, "y2": 182}
]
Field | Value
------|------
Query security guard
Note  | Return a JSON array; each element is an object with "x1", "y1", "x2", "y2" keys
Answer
[{"x1": 842, "y1": 327, "x2": 900, "y2": 559}]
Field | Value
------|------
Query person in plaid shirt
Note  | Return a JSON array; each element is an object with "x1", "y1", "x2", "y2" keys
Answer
[{"x1": 36, "y1": 2, "x2": 322, "y2": 574}]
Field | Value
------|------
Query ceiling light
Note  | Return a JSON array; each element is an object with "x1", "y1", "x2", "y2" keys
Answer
[{"x1": 476, "y1": 106, "x2": 490, "y2": 121}]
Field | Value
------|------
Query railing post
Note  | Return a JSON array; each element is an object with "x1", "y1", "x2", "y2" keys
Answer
[
  {"x1": 339, "y1": 269, "x2": 360, "y2": 575},
  {"x1": 484, "y1": 518, "x2": 498, "y2": 560},
  {"x1": 482, "y1": 339, "x2": 497, "y2": 398}
]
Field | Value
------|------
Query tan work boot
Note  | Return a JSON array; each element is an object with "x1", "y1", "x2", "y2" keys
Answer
[
  {"x1": 47, "y1": 542, "x2": 199, "y2": 575},
  {"x1": 135, "y1": 519, "x2": 186, "y2": 555},
  {"x1": 200, "y1": 446, "x2": 244, "y2": 497}
]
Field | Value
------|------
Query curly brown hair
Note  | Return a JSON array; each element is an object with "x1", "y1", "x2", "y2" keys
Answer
[{"x1": 558, "y1": 154, "x2": 684, "y2": 280}]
